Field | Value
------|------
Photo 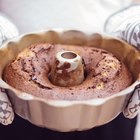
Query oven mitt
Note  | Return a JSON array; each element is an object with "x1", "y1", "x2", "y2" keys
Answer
[
  {"x1": 104, "y1": 5, "x2": 140, "y2": 119},
  {"x1": 0, "y1": 13, "x2": 18, "y2": 125}
]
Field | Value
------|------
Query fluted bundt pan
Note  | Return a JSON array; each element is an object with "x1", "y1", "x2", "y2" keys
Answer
[{"x1": 0, "y1": 30, "x2": 139, "y2": 131}]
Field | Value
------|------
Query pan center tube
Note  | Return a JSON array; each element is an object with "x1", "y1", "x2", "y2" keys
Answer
[{"x1": 50, "y1": 51, "x2": 85, "y2": 87}]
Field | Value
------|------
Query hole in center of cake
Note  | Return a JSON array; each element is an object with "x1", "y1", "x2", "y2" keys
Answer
[{"x1": 61, "y1": 52, "x2": 77, "y2": 59}]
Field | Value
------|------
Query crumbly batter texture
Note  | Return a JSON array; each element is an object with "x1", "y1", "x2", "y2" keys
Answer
[{"x1": 4, "y1": 43, "x2": 132, "y2": 100}]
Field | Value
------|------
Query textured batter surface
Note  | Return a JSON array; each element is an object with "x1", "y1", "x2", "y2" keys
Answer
[{"x1": 4, "y1": 43, "x2": 132, "y2": 100}]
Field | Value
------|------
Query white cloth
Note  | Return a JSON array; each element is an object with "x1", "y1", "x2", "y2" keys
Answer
[
  {"x1": 105, "y1": 5, "x2": 140, "y2": 119},
  {"x1": 0, "y1": 88, "x2": 14, "y2": 125},
  {"x1": 105, "y1": 5, "x2": 140, "y2": 50},
  {"x1": 0, "y1": 13, "x2": 18, "y2": 125},
  {"x1": 0, "y1": 13, "x2": 18, "y2": 45},
  {"x1": 0, "y1": 0, "x2": 132, "y2": 33}
]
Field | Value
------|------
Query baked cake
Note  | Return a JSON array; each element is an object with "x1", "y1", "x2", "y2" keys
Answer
[{"x1": 3, "y1": 43, "x2": 132, "y2": 100}]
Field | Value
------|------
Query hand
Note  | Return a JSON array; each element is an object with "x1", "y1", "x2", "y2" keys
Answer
[
  {"x1": 123, "y1": 84, "x2": 140, "y2": 119},
  {"x1": 0, "y1": 88, "x2": 14, "y2": 125},
  {"x1": 104, "y1": 5, "x2": 140, "y2": 119},
  {"x1": 0, "y1": 13, "x2": 18, "y2": 125}
]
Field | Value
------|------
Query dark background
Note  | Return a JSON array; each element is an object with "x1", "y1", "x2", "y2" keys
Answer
[{"x1": 0, "y1": 113, "x2": 137, "y2": 140}]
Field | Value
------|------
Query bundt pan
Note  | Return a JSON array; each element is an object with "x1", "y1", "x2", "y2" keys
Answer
[{"x1": 0, "y1": 30, "x2": 140, "y2": 132}]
